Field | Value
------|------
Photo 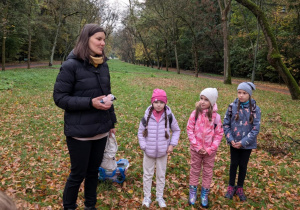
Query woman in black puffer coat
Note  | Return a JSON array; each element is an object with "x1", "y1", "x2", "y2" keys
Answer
[{"x1": 53, "y1": 24, "x2": 117, "y2": 210}]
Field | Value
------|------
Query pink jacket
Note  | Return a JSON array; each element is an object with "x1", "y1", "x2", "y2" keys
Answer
[{"x1": 186, "y1": 103, "x2": 224, "y2": 155}]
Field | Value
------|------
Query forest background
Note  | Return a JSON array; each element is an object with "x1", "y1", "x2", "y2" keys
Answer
[{"x1": 1, "y1": 0, "x2": 299, "y2": 86}]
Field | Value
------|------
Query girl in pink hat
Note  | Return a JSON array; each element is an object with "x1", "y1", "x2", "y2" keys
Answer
[
  {"x1": 138, "y1": 89, "x2": 181, "y2": 208},
  {"x1": 186, "y1": 88, "x2": 224, "y2": 208}
]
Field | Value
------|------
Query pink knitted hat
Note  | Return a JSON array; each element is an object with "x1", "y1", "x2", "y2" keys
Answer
[{"x1": 151, "y1": 89, "x2": 167, "y2": 104}]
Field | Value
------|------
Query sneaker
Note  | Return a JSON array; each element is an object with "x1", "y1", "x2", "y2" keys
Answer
[
  {"x1": 142, "y1": 197, "x2": 151, "y2": 208},
  {"x1": 200, "y1": 187, "x2": 210, "y2": 208},
  {"x1": 156, "y1": 197, "x2": 167, "y2": 208},
  {"x1": 235, "y1": 186, "x2": 247, "y2": 201},
  {"x1": 188, "y1": 185, "x2": 197, "y2": 205},
  {"x1": 224, "y1": 185, "x2": 235, "y2": 199}
]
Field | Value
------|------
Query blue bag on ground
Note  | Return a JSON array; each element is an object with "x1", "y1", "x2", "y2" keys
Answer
[{"x1": 98, "y1": 159, "x2": 129, "y2": 184}]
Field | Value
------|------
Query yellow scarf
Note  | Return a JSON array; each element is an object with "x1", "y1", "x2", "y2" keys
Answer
[{"x1": 90, "y1": 55, "x2": 104, "y2": 67}]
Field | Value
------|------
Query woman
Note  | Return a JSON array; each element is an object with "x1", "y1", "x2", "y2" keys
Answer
[{"x1": 53, "y1": 24, "x2": 117, "y2": 210}]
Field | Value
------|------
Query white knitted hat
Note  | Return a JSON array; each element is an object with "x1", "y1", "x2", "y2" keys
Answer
[{"x1": 200, "y1": 88, "x2": 218, "y2": 106}]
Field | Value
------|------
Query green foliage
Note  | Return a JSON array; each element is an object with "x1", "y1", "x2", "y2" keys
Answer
[
  {"x1": 0, "y1": 76, "x2": 14, "y2": 90},
  {"x1": 0, "y1": 60, "x2": 299, "y2": 208}
]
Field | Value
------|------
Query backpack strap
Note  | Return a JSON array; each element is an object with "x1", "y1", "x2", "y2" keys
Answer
[
  {"x1": 214, "y1": 114, "x2": 220, "y2": 129},
  {"x1": 168, "y1": 113, "x2": 173, "y2": 129},
  {"x1": 228, "y1": 104, "x2": 233, "y2": 117},
  {"x1": 141, "y1": 113, "x2": 173, "y2": 128},
  {"x1": 141, "y1": 117, "x2": 147, "y2": 127}
]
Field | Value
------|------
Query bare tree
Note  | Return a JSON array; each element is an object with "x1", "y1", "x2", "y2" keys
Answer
[{"x1": 49, "y1": 0, "x2": 80, "y2": 66}]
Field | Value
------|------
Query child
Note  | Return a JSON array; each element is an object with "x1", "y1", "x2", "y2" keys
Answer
[
  {"x1": 138, "y1": 89, "x2": 181, "y2": 208},
  {"x1": 186, "y1": 88, "x2": 224, "y2": 208},
  {"x1": 223, "y1": 82, "x2": 261, "y2": 201}
]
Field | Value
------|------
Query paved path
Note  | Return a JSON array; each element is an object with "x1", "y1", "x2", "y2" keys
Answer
[
  {"x1": 3, "y1": 61, "x2": 61, "y2": 70},
  {"x1": 157, "y1": 66, "x2": 290, "y2": 95}
]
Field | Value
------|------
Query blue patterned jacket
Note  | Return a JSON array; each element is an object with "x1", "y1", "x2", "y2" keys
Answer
[{"x1": 223, "y1": 98, "x2": 261, "y2": 149}]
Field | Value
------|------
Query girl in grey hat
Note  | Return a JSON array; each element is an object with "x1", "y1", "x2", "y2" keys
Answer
[{"x1": 223, "y1": 82, "x2": 261, "y2": 201}]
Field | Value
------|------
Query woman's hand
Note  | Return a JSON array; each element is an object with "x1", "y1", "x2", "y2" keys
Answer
[
  {"x1": 110, "y1": 128, "x2": 116, "y2": 137},
  {"x1": 167, "y1": 145, "x2": 174, "y2": 154},
  {"x1": 92, "y1": 95, "x2": 112, "y2": 110}
]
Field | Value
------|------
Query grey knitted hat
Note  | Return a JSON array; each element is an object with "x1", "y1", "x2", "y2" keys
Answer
[{"x1": 237, "y1": 82, "x2": 256, "y2": 96}]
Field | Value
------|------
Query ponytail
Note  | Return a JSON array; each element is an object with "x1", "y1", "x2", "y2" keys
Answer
[
  {"x1": 164, "y1": 107, "x2": 169, "y2": 139},
  {"x1": 249, "y1": 96, "x2": 254, "y2": 124},
  {"x1": 235, "y1": 100, "x2": 241, "y2": 121},
  {"x1": 143, "y1": 106, "x2": 154, "y2": 137},
  {"x1": 195, "y1": 102, "x2": 201, "y2": 122}
]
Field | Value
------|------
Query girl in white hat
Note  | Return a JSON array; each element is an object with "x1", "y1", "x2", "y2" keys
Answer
[{"x1": 186, "y1": 88, "x2": 224, "y2": 208}]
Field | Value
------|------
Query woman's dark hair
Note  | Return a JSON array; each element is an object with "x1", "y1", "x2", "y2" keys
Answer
[
  {"x1": 143, "y1": 106, "x2": 169, "y2": 139},
  {"x1": 73, "y1": 24, "x2": 106, "y2": 62},
  {"x1": 235, "y1": 96, "x2": 254, "y2": 123}
]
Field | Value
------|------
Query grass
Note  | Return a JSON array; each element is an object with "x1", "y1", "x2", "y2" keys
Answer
[{"x1": 0, "y1": 60, "x2": 299, "y2": 209}]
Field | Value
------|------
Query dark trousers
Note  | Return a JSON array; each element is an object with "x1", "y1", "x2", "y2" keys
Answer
[
  {"x1": 229, "y1": 146, "x2": 252, "y2": 187},
  {"x1": 63, "y1": 136, "x2": 107, "y2": 209}
]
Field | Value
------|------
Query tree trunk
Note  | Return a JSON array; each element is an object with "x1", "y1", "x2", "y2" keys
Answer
[
  {"x1": 251, "y1": 0, "x2": 262, "y2": 83},
  {"x1": 218, "y1": 0, "x2": 232, "y2": 84},
  {"x1": 223, "y1": 18, "x2": 231, "y2": 84},
  {"x1": 2, "y1": 36, "x2": 6, "y2": 71},
  {"x1": 251, "y1": 20, "x2": 260, "y2": 83},
  {"x1": 49, "y1": 1, "x2": 63, "y2": 66},
  {"x1": 27, "y1": 2, "x2": 32, "y2": 69},
  {"x1": 156, "y1": 43, "x2": 160, "y2": 70},
  {"x1": 193, "y1": 42, "x2": 199, "y2": 78},
  {"x1": 49, "y1": 19, "x2": 62, "y2": 66},
  {"x1": 137, "y1": 32, "x2": 153, "y2": 68},
  {"x1": 236, "y1": 0, "x2": 300, "y2": 100},
  {"x1": 174, "y1": 41, "x2": 180, "y2": 74},
  {"x1": 165, "y1": 39, "x2": 169, "y2": 71}
]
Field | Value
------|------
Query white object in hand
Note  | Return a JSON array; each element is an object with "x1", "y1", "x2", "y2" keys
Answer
[{"x1": 100, "y1": 94, "x2": 114, "y2": 105}]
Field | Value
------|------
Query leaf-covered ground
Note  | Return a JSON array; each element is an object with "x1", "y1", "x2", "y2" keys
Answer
[{"x1": 0, "y1": 60, "x2": 299, "y2": 209}]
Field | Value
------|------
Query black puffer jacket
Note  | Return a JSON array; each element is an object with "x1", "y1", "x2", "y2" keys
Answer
[{"x1": 53, "y1": 51, "x2": 117, "y2": 138}]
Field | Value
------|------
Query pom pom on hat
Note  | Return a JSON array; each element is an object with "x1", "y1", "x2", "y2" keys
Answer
[
  {"x1": 200, "y1": 88, "x2": 218, "y2": 106},
  {"x1": 151, "y1": 89, "x2": 167, "y2": 104},
  {"x1": 237, "y1": 82, "x2": 256, "y2": 96}
]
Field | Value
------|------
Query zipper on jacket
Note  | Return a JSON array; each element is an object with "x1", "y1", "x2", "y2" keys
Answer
[{"x1": 156, "y1": 116, "x2": 159, "y2": 158}]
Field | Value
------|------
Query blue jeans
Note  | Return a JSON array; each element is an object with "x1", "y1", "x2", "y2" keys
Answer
[{"x1": 63, "y1": 136, "x2": 107, "y2": 209}]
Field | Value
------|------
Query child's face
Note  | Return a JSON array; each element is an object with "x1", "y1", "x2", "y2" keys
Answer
[
  {"x1": 237, "y1": 90, "x2": 250, "y2": 102},
  {"x1": 153, "y1": 100, "x2": 165, "y2": 112},
  {"x1": 199, "y1": 95, "x2": 211, "y2": 109}
]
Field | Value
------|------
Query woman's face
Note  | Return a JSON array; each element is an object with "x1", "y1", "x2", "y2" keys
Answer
[
  {"x1": 237, "y1": 89, "x2": 250, "y2": 102},
  {"x1": 89, "y1": 32, "x2": 106, "y2": 56},
  {"x1": 153, "y1": 100, "x2": 165, "y2": 112}
]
